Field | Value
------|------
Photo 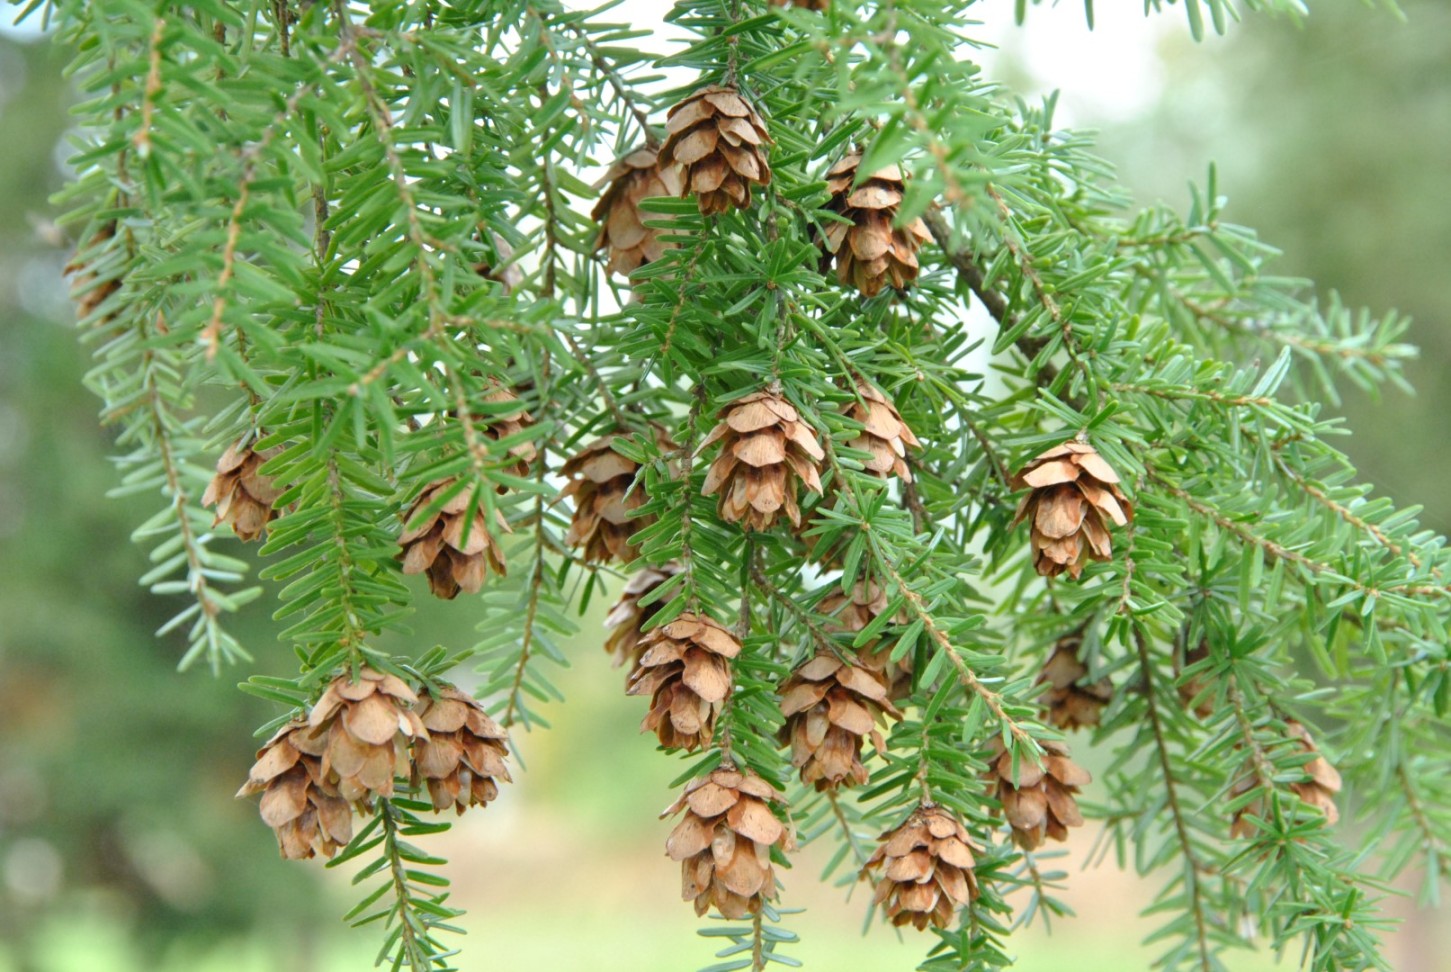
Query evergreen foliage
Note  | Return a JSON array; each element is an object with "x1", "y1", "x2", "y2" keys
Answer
[{"x1": 31, "y1": 0, "x2": 1449, "y2": 969}]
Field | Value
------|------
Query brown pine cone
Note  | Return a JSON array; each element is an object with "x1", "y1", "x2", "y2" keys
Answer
[
  {"x1": 663, "y1": 766, "x2": 790, "y2": 918},
  {"x1": 603, "y1": 563, "x2": 684, "y2": 669},
  {"x1": 821, "y1": 152, "x2": 931, "y2": 297},
  {"x1": 1176, "y1": 641, "x2": 1215, "y2": 719},
  {"x1": 235, "y1": 718, "x2": 352, "y2": 860},
  {"x1": 1036, "y1": 635, "x2": 1113, "y2": 731},
  {"x1": 592, "y1": 146, "x2": 683, "y2": 276},
  {"x1": 202, "y1": 440, "x2": 286, "y2": 542},
  {"x1": 412, "y1": 684, "x2": 512, "y2": 815},
  {"x1": 476, "y1": 385, "x2": 537, "y2": 485},
  {"x1": 1010, "y1": 440, "x2": 1132, "y2": 579},
  {"x1": 984, "y1": 739, "x2": 1090, "y2": 849},
  {"x1": 819, "y1": 581, "x2": 913, "y2": 700},
  {"x1": 306, "y1": 668, "x2": 428, "y2": 804},
  {"x1": 65, "y1": 220, "x2": 122, "y2": 323},
  {"x1": 561, "y1": 429, "x2": 673, "y2": 564},
  {"x1": 1230, "y1": 720, "x2": 1342, "y2": 838},
  {"x1": 399, "y1": 478, "x2": 509, "y2": 599},
  {"x1": 769, "y1": 0, "x2": 828, "y2": 8},
  {"x1": 844, "y1": 381, "x2": 921, "y2": 480},
  {"x1": 779, "y1": 653, "x2": 901, "y2": 790},
  {"x1": 473, "y1": 229, "x2": 523, "y2": 294},
  {"x1": 660, "y1": 85, "x2": 773, "y2": 216},
  {"x1": 701, "y1": 387, "x2": 824, "y2": 532},
  {"x1": 626, "y1": 612, "x2": 741, "y2": 751},
  {"x1": 863, "y1": 806, "x2": 980, "y2": 930}
]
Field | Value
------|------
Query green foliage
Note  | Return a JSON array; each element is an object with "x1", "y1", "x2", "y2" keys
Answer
[{"x1": 29, "y1": 0, "x2": 1450, "y2": 971}]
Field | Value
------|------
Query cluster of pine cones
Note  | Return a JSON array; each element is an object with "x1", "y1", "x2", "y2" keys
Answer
[
  {"x1": 236, "y1": 669, "x2": 510, "y2": 859},
  {"x1": 212, "y1": 78, "x2": 1339, "y2": 935}
]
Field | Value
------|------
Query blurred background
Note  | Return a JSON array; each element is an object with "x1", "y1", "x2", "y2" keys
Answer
[{"x1": 1, "y1": 2, "x2": 1447, "y2": 970}]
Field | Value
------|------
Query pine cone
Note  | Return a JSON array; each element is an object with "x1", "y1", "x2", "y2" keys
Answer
[
  {"x1": 821, "y1": 152, "x2": 931, "y2": 297},
  {"x1": 561, "y1": 429, "x2": 673, "y2": 564},
  {"x1": 863, "y1": 806, "x2": 980, "y2": 930},
  {"x1": 1176, "y1": 641, "x2": 1215, "y2": 719},
  {"x1": 592, "y1": 146, "x2": 683, "y2": 276},
  {"x1": 473, "y1": 230, "x2": 523, "y2": 293},
  {"x1": 626, "y1": 612, "x2": 741, "y2": 751},
  {"x1": 844, "y1": 381, "x2": 921, "y2": 480},
  {"x1": 1229, "y1": 720, "x2": 1342, "y2": 838},
  {"x1": 202, "y1": 440, "x2": 286, "y2": 542},
  {"x1": 603, "y1": 563, "x2": 683, "y2": 669},
  {"x1": 984, "y1": 739, "x2": 1090, "y2": 849},
  {"x1": 663, "y1": 766, "x2": 790, "y2": 918},
  {"x1": 306, "y1": 668, "x2": 428, "y2": 803},
  {"x1": 820, "y1": 581, "x2": 913, "y2": 700},
  {"x1": 412, "y1": 684, "x2": 512, "y2": 815},
  {"x1": 779, "y1": 653, "x2": 900, "y2": 791},
  {"x1": 1036, "y1": 635, "x2": 1112, "y2": 731},
  {"x1": 399, "y1": 478, "x2": 509, "y2": 599},
  {"x1": 660, "y1": 85, "x2": 773, "y2": 216},
  {"x1": 701, "y1": 388, "x2": 824, "y2": 532},
  {"x1": 65, "y1": 220, "x2": 122, "y2": 323},
  {"x1": 476, "y1": 385, "x2": 537, "y2": 484},
  {"x1": 1010, "y1": 440, "x2": 1132, "y2": 579},
  {"x1": 769, "y1": 0, "x2": 828, "y2": 8},
  {"x1": 236, "y1": 719, "x2": 352, "y2": 860}
]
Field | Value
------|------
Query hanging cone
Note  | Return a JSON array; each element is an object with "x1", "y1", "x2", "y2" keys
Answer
[
  {"x1": 1230, "y1": 720, "x2": 1342, "y2": 838},
  {"x1": 236, "y1": 719, "x2": 353, "y2": 861},
  {"x1": 202, "y1": 440, "x2": 286, "y2": 542},
  {"x1": 662, "y1": 765, "x2": 791, "y2": 918},
  {"x1": 821, "y1": 152, "x2": 932, "y2": 297},
  {"x1": 473, "y1": 229, "x2": 523, "y2": 293},
  {"x1": 1036, "y1": 634, "x2": 1112, "y2": 731},
  {"x1": 769, "y1": 0, "x2": 828, "y2": 8},
  {"x1": 411, "y1": 684, "x2": 512, "y2": 815},
  {"x1": 1176, "y1": 640, "x2": 1215, "y2": 719},
  {"x1": 626, "y1": 612, "x2": 741, "y2": 752},
  {"x1": 603, "y1": 563, "x2": 684, "y2": 669},
  {"x1": 819, "y1": 581, "x2": 913, "y2": 700},
  {"x1": 984, "y1": 738, "x2": 1090, "y2": 850},
  {"x1": 779, "y1": 653, "x2": 900, "y2": 791},
  {"x1": 65, "y1": 220, "x2": 123, "y2": 324},
  {"x1": 399, "y1": 478, "x2": 509, "y2": 599},
  {"x1": 1010, "y1": 440, "x2": 1132, "y2": 579},
  {"x1": 700, "y1": 387, "x2": 824, "y2": 532},
  {"x1": 592, "y1": 146, "x2": 683, "y2": 276},
  {"x1": 304, "y1": 668, "x2": 428, "y2": 804},
  {"x1": 659, "y1": 85, "x2": 773, "y2": 216},
  {"x1": 475, "y1": 385, "x2": 537, "y2": 486},
  {"x1": 862, "y1": 805, "x2": 981, "y2": 930},
  {"x1": 843, "y1": 381, "x2": 921, "y2": 481},
  {"x1": 561, "y1": 428, "x2": 674, "y2": 565}
]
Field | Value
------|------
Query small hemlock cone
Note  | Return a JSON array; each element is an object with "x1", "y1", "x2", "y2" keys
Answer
[
  {"x1": 399, "y1": 478, "x2": 509, "y2": 599},
  {"x1": 477, "y1": 385, "x2": 537, "y2": 485},
  {"x1": 821, "y1": 152, "x2": 932, "y2": 297},
  {"x1": 660, "y1": 85, "x2": 773, "y2": 216},
  {"x1": 561, "y1": 429, "x2": 672, "y2": 564},
  {"x1": 1037, "y1": 635, "x2": 1113, "y2": 731},
  {"x1": 863, "y1": 806, "x2": 980, "y2": 930},
  {"x1": 664, "y1": 766, "x2": 790, "y2": 918},
  {"x1": 626, "y1": 613, "x2": 741, "y2": 751},
  {"x1": 307, "y1": 668, "x2": 428, "y2": 803},
  {"x1": 412, "y1": 684, "x2": 512, "y2": 815},
  {"x1": 769, "y1": 0, "x2": 828, "y2": 8},
  {"x1": 474, "y1": 229, "x2": 523, "y2": 293},
  {"x1": 592, "y1": 147, "x2": 683, "y2": 276},
  {"x1": 1230, "y1": 721, "x2": 1343, "y2": 838},
  {"x1": 202, "y1": 441, "x2": 286, "y2": 542},
  {"x1": 820, "y1": 581, "x2": 913, "y2": 700},
  {"x1": 844, "y1": 381, "x2": 921, "y2": 481},
  {"x1": 65, "y1": 220, "x2": 122, "y2": 323},
  {"x1": 1011, "y1": 440, "x2": 1132, "y2": 579},
  {"x1": 701, "y1": 388, "x2": 824, "y2": 532},
  {"x1": 779, "y1": 653, "x2": 900, "y2": 791},
  {"x1": 603, "y1": 563, "x2": 683, "y2": 669},
  {"x1": 985, "y1": 739, "x2": 1090, "y2": 850},
  {"x1": 1176, "y1": 641, "x2": 1215, "y2": 719},
  {"x1": 236, "y1": 719, "x2": 352, "y2": 860}
]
